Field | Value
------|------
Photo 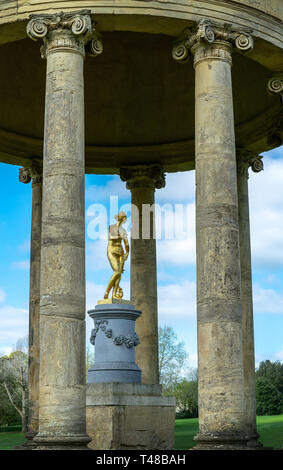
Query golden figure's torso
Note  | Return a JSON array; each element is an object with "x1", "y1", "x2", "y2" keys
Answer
[{"x1": 108, "y1": 224, "x2": 127, "y2": 256}]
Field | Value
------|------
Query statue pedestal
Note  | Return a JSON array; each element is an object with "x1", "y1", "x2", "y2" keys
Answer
[
  {"x1": 88, "y1": 302, "x2": 142, "y2": 383},
  {"x1": 87, "y1": 301, "x2": 176, "y2": 450},
  {"x1": 86, "y1": 383, "x2": 176, "y2": 450}
]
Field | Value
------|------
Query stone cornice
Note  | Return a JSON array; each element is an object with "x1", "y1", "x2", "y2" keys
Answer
[
  {"x1": 120, "y1": 164, "x2": 166, "y2": 190},
  {"x1": 172, "y1": 19, "x2": 253, "y2": 66},
  {"x1": 26, "y1": 10, "x2": 103, "y2": 58}
]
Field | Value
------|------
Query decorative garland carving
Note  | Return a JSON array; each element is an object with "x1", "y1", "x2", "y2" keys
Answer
[
  {"x1": 120, "y1": 164, "x2": 166, "y2": 190},
  {"x1": 172, "y1": 19, "x2": 253, "y2": 66},
  {"x1": 90, "y1": 320, "x2": 140, "y2": 349},
  {"x1": 90, "y1": 320, "x2": 112, "y2": 345},
  {"x1": 27, "y1": 10, "x2": 103, "y2": 59},
  {"x1": 113, "y1": 333, "x2": 140, "y2": 349}
]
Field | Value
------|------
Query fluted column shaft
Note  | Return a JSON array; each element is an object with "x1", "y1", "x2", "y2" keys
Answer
[
  {"x1": 237, "y1": 151, "x2": 263, "y2": 446},
  {"x1": 19, "y1": 164, "x2": 42, "y2": 445},
  {"x1": 27, "y1": 11, "x2": 102, "y2": 449},
  {"x1": 120, "y1": 165, "x2": 165, "y2": 384}
]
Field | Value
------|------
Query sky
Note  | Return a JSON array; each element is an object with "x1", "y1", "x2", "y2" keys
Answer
[{"x1": 0, "y1": 146, "x2": 283, "y2": 372}]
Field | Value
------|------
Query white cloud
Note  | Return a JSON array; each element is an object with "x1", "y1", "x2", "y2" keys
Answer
[
  {"x1": 0, "y1": 305, "x2": 28, "y2": 356},
  {"x1": 187, "y1": 352, "x2": 198, "y2": 369},
  {"x1": 19, "y1": 239, "x2": 30, "y2": 253},
  {"x1": 274, "y1": 349, "x2": 283, "y2": 361},
  {"x1": 86, "y1": 240, "x2": 109, "y2": 272},
  {"x1": 85, "y1": 171, "x2": 195, "y2": 206},
  {"x1": 156, "y1": 171, "x2": 195, "y2": 203},
  {"x1": 255, "y1": 349, "x2": 283, "y2": 368},
  {"x1": 158, "y1": 280, "x2": 196, "y2": 321},
  {"x1": 0, "y1": 288, "x2": 6, "y2": 303},
  {"x1": 11, "y1": 260, "x2": 30, "y2": 270},
  {"x1": 86, "y1": 177, "x2": 128, "y2": 202},
  {"x1": 157, "y1": 238, "x2": 196, "y2": 266},
  {"x1": 253, "y1": 284, "x2": 283, "y2": 314},
  {"x1": 249, "y1": 152, "x2": 283, "y2": 270}
]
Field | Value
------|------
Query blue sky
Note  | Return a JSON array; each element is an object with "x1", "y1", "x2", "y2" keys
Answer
[{"x1": 0, "y1": 146, "x2": 283, "y2": 372}]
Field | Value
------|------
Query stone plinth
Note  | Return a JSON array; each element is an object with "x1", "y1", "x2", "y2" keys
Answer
[
  {"x1": 88, "y1": 303, "x2": 142, "y2": 383},
  {"x1": 86, "y1": 383, "x2": 176, "y2": 450}
]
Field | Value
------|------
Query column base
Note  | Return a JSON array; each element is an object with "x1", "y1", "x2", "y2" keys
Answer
[
  {"x1": 86, "y1": 383, "x2": 176, "y2": 450},
  {"x1": 193, "y1": 433, "x2": 261, "y2": 450},
  {"x1": 246, "y1": 432, "x2": 264, "y2": 449},
  {"x1": 14, "y1": 431, "x2": 38, "y2": 450},
  {"x1": 32, "y1": 434, "x2": 92, "y2": 450}
]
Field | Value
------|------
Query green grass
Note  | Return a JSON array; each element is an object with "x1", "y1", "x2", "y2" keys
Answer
[
  {"x1": 174, "y1": 414, "x2": 283, "y2": 449},
  {"x1": 0, "y1": 415, "x2": 282, "y2": 450},
  {"x1": 0, "y1": 432, "x2": 25, "y2": 450}
]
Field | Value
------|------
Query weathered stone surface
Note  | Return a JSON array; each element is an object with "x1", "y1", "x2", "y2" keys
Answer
[
  {"x1": 237, "y1": 149, "x2": 262, "y2": 447},
  {"x1": 0, "y1": 2, "x2": 282, "y2": 172},
  {"x1": 86, "y1": 383, "x2": 176, "y2": 450},
  {"x1": 29, "y1": 11, "x2": 94, "y2": 450},
  {"x1": 19, "y1": 163, "x2": 42, "y2": 447},
  {"x1": 120, "y1": 165, "x2": 165, "y2": 384},
  {"x1": 192, "y1": 29, "x2": 248, "y2": 449}
]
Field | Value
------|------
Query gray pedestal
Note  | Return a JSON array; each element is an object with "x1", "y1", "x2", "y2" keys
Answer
[{"x1": 88, "y1": 302, "x2": 142, "y2": 383}]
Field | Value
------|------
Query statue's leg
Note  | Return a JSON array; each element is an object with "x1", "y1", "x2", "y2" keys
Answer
[
  {"x1": 112, "y1": 257, "x2": 123, "y2": 298},
  {"x1": 113, "y1": 256, "x2": 125, "y2": 298},
  {"x1": 104, "y1": 253, "x2": 120, "y2": 298}
]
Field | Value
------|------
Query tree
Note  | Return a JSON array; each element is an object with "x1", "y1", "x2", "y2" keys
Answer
[
  {"x1": 158, "y1": 325, "x2": 188, "y2": 390},
  {"x1": 174, "y1": 379, "x2": 198, "y2": 418},
  {"x1": 0, "y1": 337, "x2": 29, "y2": 431},
  {"x1": 256, "y1": 360, "x2": 283, "y2": 399},
  {"x1": 256, "y1": 377, "x2": 282, "y2": 416}
]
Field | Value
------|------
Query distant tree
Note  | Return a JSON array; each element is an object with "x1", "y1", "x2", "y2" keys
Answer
[
  {"x1": 158, "y1": 325, "x2": 188, "y2": 390},
  {"x1": 256, "y1": 376, "x2": 282, "y2": 416},
  {"x1": 256, "y1": 360, "x2": 283, "y2": 398},
  {"x1": 0, "y1": 385, "x2": 20, "y2": 426},
  {"x1": 174, "y1": 379, "x2": 198, "y2": 418},
  {"x1": 0, "y1": 337, "x2": 29, "y2": 431}
]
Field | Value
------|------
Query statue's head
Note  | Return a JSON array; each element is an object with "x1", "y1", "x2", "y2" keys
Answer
[{"x1": 114, "y1": 211, "x2": 127, "y2": 224}]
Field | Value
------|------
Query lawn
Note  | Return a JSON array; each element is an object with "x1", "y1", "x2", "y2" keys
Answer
[
  {"x1": 0, "y1": 432, "x2": 25, "y2": 450},
  {"x1": 174, "y1": 414, "x2": 283, "y2": 449},
  {"x1": 0, "y1": 415, "x2": 283, "y2": 450}
]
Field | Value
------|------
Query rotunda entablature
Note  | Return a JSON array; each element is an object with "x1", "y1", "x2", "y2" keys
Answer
[{"x1": 0, "y1": 1, "x2": 282, "y2": 174}]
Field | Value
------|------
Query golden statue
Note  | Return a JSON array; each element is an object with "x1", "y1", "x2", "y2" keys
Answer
[{"x1": 104, "y1": 212, "x2": 129, "y2": 300}]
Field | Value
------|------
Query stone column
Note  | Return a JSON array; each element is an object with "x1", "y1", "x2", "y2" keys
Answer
[
  {"x1": 173, "y1": 20, "x2": 254, "y2": 449},
  {"x1": 19, "y1": 162, "x2": 42, "y2": 446},
  {"x1": 120, "y1": 165, "x2": 165, "y2": 384},
  {"x1": 27, "y1": 11, "x2": 102, "y2": 450},
  {"x1": 237, "y1": 149, "x2": 263, "y2": 447}
]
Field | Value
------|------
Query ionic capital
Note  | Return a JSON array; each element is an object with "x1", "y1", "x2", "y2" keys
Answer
[
  {"x1": 267, "y1": 76, "x2": 283, "y2": 96},
  {"x1": 236, "y1": 149, "x2": 263, "y2": 179},
  {"x1": 27, "y1": 10, "x2": 103, "y2": 59},
  {"x1": 19, "y1": 161, "x2": 42, "y2": 186},
  {"x1": 120, "y1": 164, "x2": 166, "y2": 191},
  {"x1": 172, "y1": 19, "x2": 253, "y2": 67}
]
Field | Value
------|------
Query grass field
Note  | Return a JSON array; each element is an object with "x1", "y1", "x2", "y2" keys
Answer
[
  {"x1": 0, "y1": 415, "x2": 282, "y2": 450},
  {"x1": 174, "y1": 415, "x2": 283, "y2": 449}
]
